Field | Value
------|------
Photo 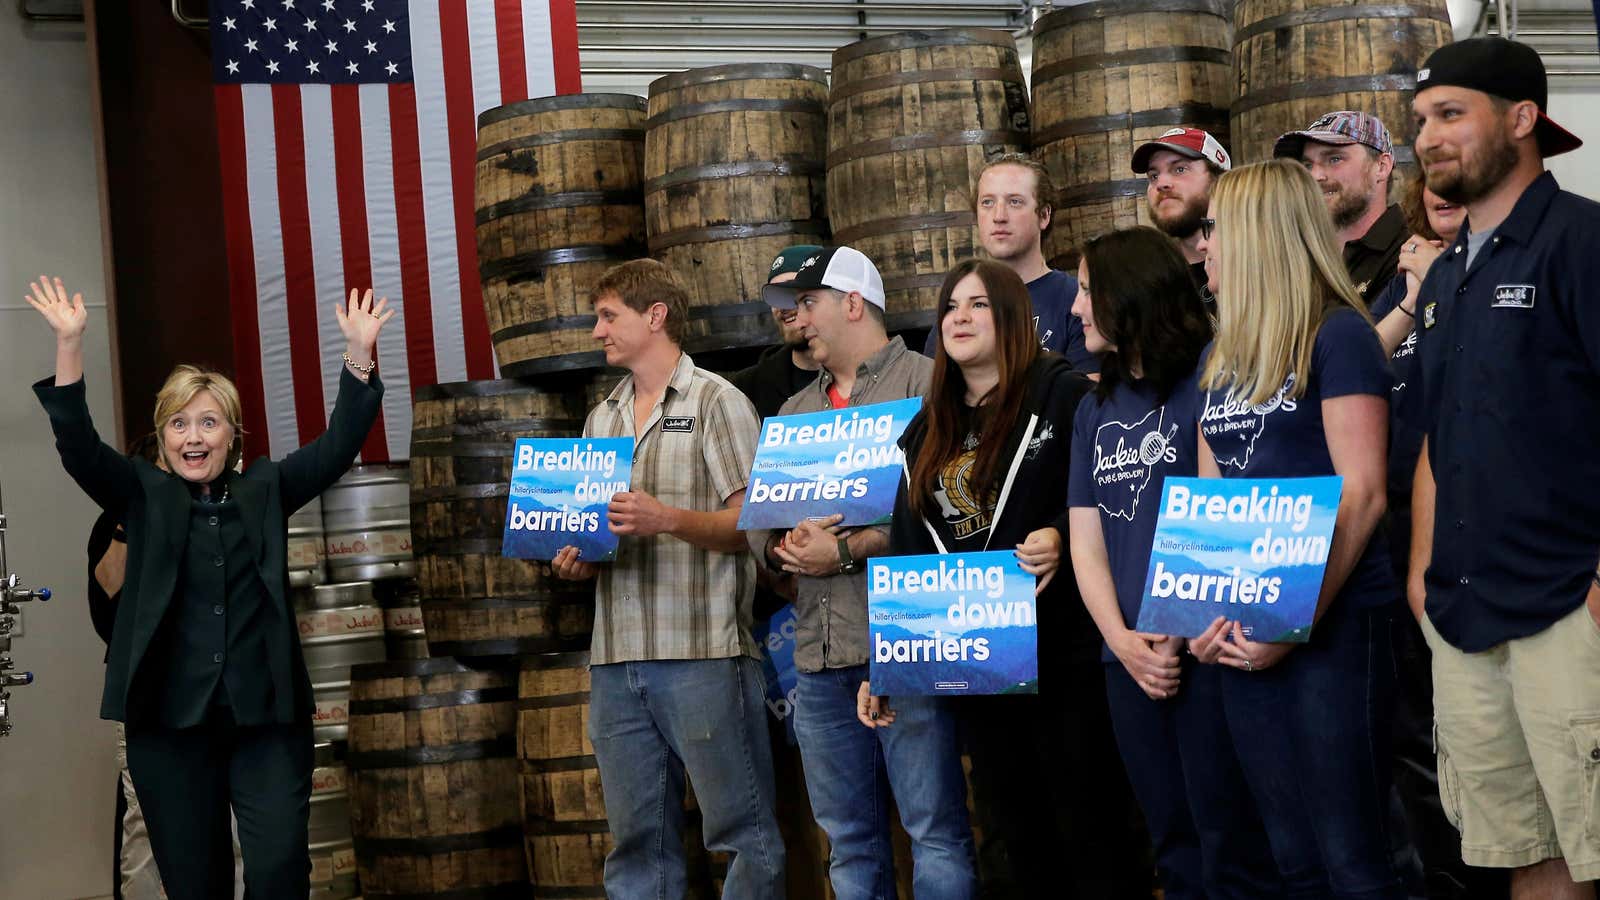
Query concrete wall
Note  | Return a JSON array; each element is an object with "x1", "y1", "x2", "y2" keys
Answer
[{"x1": 0, "y1": 12, "x2": 118, "y2": 900}]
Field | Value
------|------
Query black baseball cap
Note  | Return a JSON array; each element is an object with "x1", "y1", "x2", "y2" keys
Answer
[{"x1": 1416, "y1": 37, "x2": 1582, "y2": 157}]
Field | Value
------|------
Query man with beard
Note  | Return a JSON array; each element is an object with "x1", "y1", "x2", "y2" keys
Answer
[
  {"x1": 1406, "y1": 37, "x2": 1597, "y2": 899},
  {"x1": 1274, "y1": 111, "x2": 1408, "y2": 301},
  {"x1": 729, "y1": 244, "x2": 824, "y2": 419},
  {"x1": 1131, "y1": 127, "x2": 1232, "y2": 302},
  {"x1": 923, "y1": 154, "x2": 1095, "y2": 374}
]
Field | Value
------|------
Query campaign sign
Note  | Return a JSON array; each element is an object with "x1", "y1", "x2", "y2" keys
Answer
[
  {"x1": 502, "y1": 437, "x2": 632, "y2": 562},
  {"x1": 737, "y1": 398, "x2": 922, "y2": 531},
  {"x1": 868, "y1": 550, "x2": 1038, "y2": 696},
  {"x1": 1135, "y1": 476, "x2": 1343, "y2": 643},
  {"x1": 754, "y1": 604, "x2": 801, "y2": 745}
]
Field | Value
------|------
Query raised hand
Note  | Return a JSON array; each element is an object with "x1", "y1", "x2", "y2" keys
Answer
[
  {"x1": 334, "y1": 288, "x2": 394, "y2": 358},
  {"x1": 24, "y1": 275, "x2": 88, "y2": 342}
]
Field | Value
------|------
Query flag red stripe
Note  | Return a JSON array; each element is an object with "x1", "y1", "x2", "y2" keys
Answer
[
  {"x1": 438, "y1": 0, "x2": 496, "y2": 380},
  {"x1": 549, "y1": 0, "x2": 582, "y2": 93},
  {"x1": 270, "y1": 85, "x2": 328, "y2": 446},
  {"x1": 494, "y1": 0, "x2": 530, "y2": 103},
  {"x1": 331, "y1": 84, "x2": 390, "y2": 462},
  {"x1": 388, "y1": 82, "x2": 439, "y2": 389},
  {"x1": 214, "y1": 84, "x2": 270, "y2": 462}
]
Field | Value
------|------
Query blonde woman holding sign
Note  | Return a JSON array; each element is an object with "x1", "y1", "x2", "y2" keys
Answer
[{"x1": 1190, "y1": 159, "x2": 1403, "y2": 898}]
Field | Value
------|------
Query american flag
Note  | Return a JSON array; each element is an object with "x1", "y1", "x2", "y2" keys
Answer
[{"x1": 211, "y1": 0, "x2": 580, "y2": 462}]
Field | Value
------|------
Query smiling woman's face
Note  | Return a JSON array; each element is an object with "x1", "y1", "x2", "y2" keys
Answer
[{"x1": 161, "y1": 390, "x2": 235, "y2": 484}]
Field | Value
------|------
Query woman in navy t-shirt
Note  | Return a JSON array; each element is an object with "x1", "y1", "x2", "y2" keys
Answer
[
  {"x1": 1190, "y1": 159, "x2": 1403, "y2": 898},
  {"x1": 1067, "y1": 227, "x2": 1279, "y2": 899}
]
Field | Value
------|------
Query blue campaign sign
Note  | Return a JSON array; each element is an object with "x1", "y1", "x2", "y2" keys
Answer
[
  {"x1": 1135, "y1": 476, "x2": 1343, "y2": 643},
  {"x1": 868, "y1": 550, "x2": 1038, "y2": 696},
  {"x1": 736, "y1": 397, "x2": 922, "y2": 531},
  {"x1": 502, "y1": 437, "x2": 633, "y2": 562}
]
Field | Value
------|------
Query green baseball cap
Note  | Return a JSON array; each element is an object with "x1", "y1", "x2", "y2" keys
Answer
[{"x1": 762, "y1": 244, "x2": 824, "y2": 304}]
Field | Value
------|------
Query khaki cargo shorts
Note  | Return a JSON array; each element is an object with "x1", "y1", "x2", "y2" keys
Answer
[{"x1": 1421, "y1": 602, "x2": 1600, "y2": 881}]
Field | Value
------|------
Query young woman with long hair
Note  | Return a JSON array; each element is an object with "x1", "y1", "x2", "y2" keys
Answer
[
  {"x1": 1067, "y1": 226, "x2": 1280, "y2": 899},
  {"x1": 864, "y1": 259, "x2": 1153, "y2": 896},
  {"x1": 1189, "y1": 158, "x2": 1404, "y2": 898}
]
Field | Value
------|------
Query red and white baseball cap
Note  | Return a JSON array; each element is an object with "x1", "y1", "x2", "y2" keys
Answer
[{"x1": 1131, "y1": 128, "x2": 1232, "y2": 175}]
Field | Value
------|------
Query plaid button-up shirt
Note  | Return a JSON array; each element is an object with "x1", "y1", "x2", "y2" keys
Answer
[{"x1": 583, "y1": 353, "x2": 761, "y2": 664}]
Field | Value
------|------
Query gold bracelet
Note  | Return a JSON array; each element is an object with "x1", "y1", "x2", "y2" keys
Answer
[{"x1": 342, "y1": 351, "x2": 376, "y2": 375}]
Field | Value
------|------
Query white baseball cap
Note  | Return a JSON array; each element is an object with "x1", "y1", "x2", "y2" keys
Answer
[{"x1": 761, "y1": 246, "x2": 886, "y2": 310}]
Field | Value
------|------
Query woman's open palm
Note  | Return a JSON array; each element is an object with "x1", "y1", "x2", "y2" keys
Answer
[
  {"x1": 335, "y1": 288, "x2": 394, "y2": 349},
  {"x1": 25, "y1": 276, "x2": 88, "y2": 341}
]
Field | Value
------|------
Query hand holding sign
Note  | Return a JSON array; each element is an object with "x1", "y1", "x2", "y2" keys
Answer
[
  {"x1": 774, "y1": 514, "x2": 850, "y2": 577},
  {"x1": 1014, "y1": 526, "x2": 1061, "y2": 595},
  {"x1": 551, "y1": 546, "x2": 600, "y2": 582},
  {"x1": 607, "y1": 490, "x2": 675, "y2": 537},
  {"x1": 1216, "y1": 620, "x2": 1295, "y2": 673}
]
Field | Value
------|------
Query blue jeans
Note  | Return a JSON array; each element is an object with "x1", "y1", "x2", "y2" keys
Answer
[
  {"x1": 793, "y1": 665, "x2": 976, "y2": 900},
  {"x1": 1220, "y1": 603, "x2": 1404, "y2": 900},
  {"x1": 588, "y1": 657, "x2": 786, "y2": 900},
  {"x1": 1106, "y1": 660, "x2": 1282, "y2": 900}
]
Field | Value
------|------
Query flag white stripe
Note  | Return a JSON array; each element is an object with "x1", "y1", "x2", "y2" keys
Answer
[
  {"x1": 466, "y1": 4, "x2": 503, "y2": 119},
  {"x1": 358, "y1": 84, "x2": 415, "y2": 457},
  {"x1": 241, "y1": 85, "x2": 299, "y2": 460},
  {"x1": 299, "y1": 85, "x2": 348, "y2": 425},
  {"x1": 523, "y1": 0, "x2": 557, "y2": 97},
  {"x1": 406, "y1": 0, "x2": 469, "y2": 384}
]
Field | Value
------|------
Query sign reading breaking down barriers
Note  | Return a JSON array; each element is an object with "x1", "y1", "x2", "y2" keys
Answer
[
  {"x1": 737, "y1": 398, "x2": 922, "y2": 531},
  {"x1": 1136, "y1": 476, "x2": 1343, "y2": 643},
  {"x1": 502, "y1": 437, "x2": 632, "y2": 563},
  {"x1": 868, "y1": 550, "x2": 1039, "y2": 696}
]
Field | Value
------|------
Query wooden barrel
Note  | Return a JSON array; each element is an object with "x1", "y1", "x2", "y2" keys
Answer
[
  {"x1": 1231, "y1": 0, "x2": 1452, "y2": 166},
  {"x1": 1030, "y1": 0, "x2": 1233, "y2": 264},
  {"x1": 347, "y1": 657, "x2": 528, "y2": 899},
  {"x1": 827, "y1": 29, "x2": 1030, "y2": 329},
  {"x1": 517, "y1": 651, "x2": 609, "y2": 897},
  {"x1": 644, "y1": 63, "x2": 829, "y2": 348},
  {"x1": 410, "y1": 378, "x2": 597, "y2": 657},
  {"x1": 477, "y1": 94, "x2": 649, "y2": 377}
]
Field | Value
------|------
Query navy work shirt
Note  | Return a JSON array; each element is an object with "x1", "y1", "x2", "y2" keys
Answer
[
  {"x1": 1406, "y1": 172, "x2": 1600, "y2": 651},
  {"x1": 924, "y1": 269, "x2": 1097, "y2": 373},
  {"x1": 1069, "y1": 372, "x2": 1202, "y2": 662},
  {"x1": 1198, "y1": 308, "x2": 1396, "y2": 610}
]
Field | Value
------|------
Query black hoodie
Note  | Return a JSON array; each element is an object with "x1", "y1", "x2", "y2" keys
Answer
[{"x1": 891, "y1": 354, "x2": 1101, "y2": 663}]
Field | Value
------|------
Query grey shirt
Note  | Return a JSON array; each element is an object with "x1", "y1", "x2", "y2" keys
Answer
[{"x1": 749, "y1": 336, "x2": 933, "y2": 673}]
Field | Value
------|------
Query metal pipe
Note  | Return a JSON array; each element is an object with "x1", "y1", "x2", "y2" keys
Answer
[{"x1": 170, "y1": 0, "x2": 205, "y2": 28}]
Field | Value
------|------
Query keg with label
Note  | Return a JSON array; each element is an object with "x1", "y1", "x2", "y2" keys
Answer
[
  {"x1": 323, "y1": 464, "x2": 415, "y2": 582},
  {"x1": 309, "y1": 741, "x2": 360, "y2": 900},
  {"x1": 298, "y1": 581, "x2": 388, "y2": 742},
  {"x1": 372, "y1": 578, "x2": 428, "y2": 660},
  {"x1": 289, "y1": 497, "x2": 328, "y2": 588}
]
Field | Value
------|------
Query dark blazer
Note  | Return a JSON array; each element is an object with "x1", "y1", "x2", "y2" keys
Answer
[{"x1": 35, "y1": 368, "x2": 383, "y2": 725}]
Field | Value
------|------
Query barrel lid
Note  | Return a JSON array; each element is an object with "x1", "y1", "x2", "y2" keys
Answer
[
  {"x1": 351, "y1": 656, "x2": 516, "y2": 680},
  {"x1": 477, "y1": 93, "x2": 647, "y2": 128},
  {"x1": 648, "y1": 63, "x2": 828, "y2": 97},
  {"x1": 832, "y1": 27, "x2": 1017, "y2": 67},
  {"x1": 519, "y1": 650, "x2": 592, "y2": 671},
  {"x1": 1033, "y1": 0, "x2": 1227, "y2": 37}
]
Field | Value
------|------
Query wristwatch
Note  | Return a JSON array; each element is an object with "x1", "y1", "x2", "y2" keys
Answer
[{"x1": 837, "y1": 536, "x2": 858, "y2": 575}]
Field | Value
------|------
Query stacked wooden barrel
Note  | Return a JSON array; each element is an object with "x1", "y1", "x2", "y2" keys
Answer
[
  {"x1": 1030, "y1": 0, "x2": 1233, "y2": 263},
  {"x1": 644, "y1": 64, "x2": 830, "y2": 349},
  {"x1": 1231, "y1": 0, "x2": 1453, "y2": 167},
  {"x1": 409, "y1": 378, "x2": 598, "y2": 659},
  {"x1": 476, "y1": 95, "x2": 650, "y2": 376},
  {"x1": 347, "y1": 657, "x2": 529, "y2": 899},
  {"x1": 827, "y1": 29, "x2": 1030, "y2": 327}
]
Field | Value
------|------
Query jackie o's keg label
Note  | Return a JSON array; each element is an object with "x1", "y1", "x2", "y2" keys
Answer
[
  {"x1": 325, "y1": 529, "x2": 412, "y2": 558},
  {"x1": 297, "y1": 607, "x2": 384, "y2": 640},
  {"x1": 384, "y1": 606, "x2": 424, "y2": 631}
]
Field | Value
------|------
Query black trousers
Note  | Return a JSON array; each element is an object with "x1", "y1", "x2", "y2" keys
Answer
[{"x1": 123, "y1": 713, "x2": 312, "y2": 900}]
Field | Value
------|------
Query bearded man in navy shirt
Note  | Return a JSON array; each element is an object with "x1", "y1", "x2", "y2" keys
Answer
[
  {"x1": 1408, "y1": 37, "x2": 1600, "y2": 897},
  {"x1": 923, "y1": 154, "x2": 1096, "y2": 374}
]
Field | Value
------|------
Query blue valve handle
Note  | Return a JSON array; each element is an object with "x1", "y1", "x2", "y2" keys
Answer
[{"x1": 34, "y1": 588, "x2": 49, "y2": 601}]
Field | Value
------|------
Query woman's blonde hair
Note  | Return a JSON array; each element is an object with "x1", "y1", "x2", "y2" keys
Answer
[
  {"x1": 1201, "y1": 159, "x2": 1370, "y2": 404},
  {"x1": 152, "y1": 365, "x2": 246, "y2": 471}
]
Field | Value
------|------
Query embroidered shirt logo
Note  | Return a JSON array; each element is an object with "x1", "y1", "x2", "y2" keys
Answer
[
  {"x1": 1093, "y1": 408, "x2": 1179, "y2": 520},
  {"x1": 1026, "y1": 423, "x2": 1054, "y2": 460},
  {"x1": 661, "y1": 416, "x2": 695, "y2": 433},
  {"x1": 1491, "y1": 284, "x2": 1536, "y2": 309}
]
